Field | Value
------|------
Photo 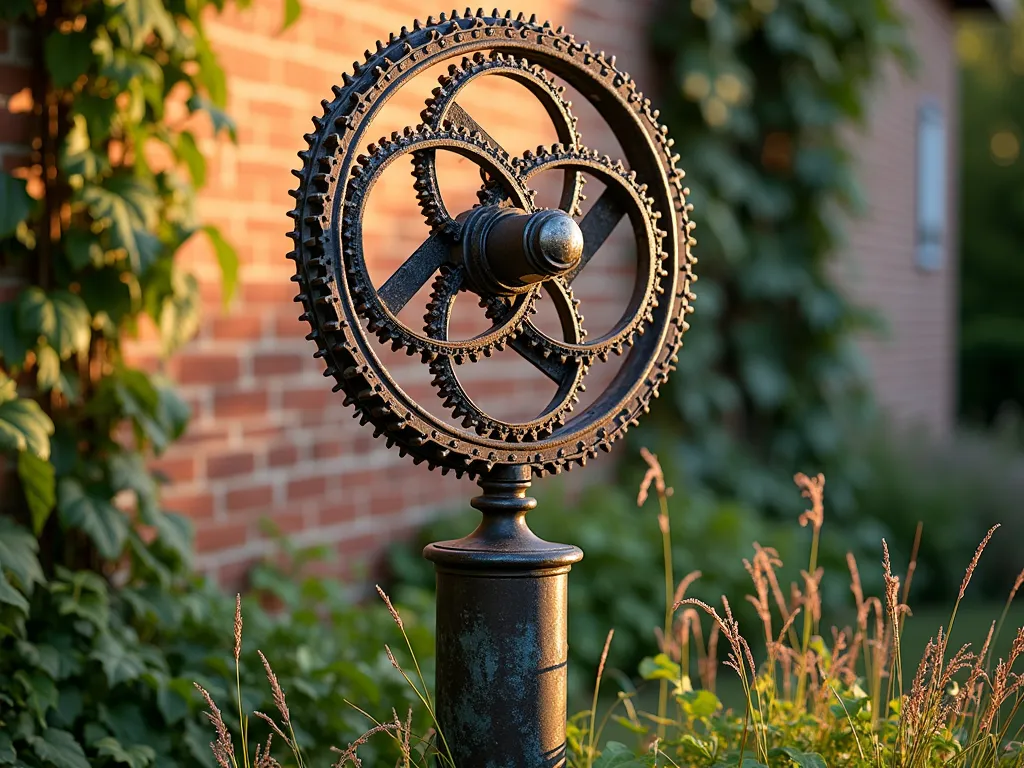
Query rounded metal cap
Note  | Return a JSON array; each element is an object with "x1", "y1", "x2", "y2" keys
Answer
[{"x1": 525, "y1": 209, "x2": 584, "y2": 276}]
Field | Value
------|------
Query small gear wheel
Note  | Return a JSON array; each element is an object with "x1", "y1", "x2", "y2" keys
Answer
[
  {"x1": 340, "y1": 124, "x2": 537, "y2": 364},
  {"x1": 414, "y1": 50, "x2": 586, "y2": 233},
  {"x1": 427, "y1": 272, "x2": 588, "y2": 442},
  {"x1": 288, "y1": 9, "x2": 697, "y2": 479}
]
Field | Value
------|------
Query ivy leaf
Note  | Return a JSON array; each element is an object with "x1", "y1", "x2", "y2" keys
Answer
[
  {"x1": 152, "y1": 378, "x2": 190, "y2": 448},
  {"x1": 18, "y1": 451, "x2": 56, "y2": 536},
  {"x1": 0, "y1": 517, "x2": 43, "y2": 591},
  {"x1": 0, "y1": 391, "x2": 55, "y2": 460},
  {"x1": 63, "y1": 230, "x2": 105, "y2": 271},
  {"x1": 115, "y1": 0, "x2": 176, "y2": 52},
  {"x1": 176, "y1": 131, "x2": 205, "y2": 187},
  {"x1": 187, "y1": 94, "x2": 237, "y2": 141},
  {"x1": 0, "y1": 0, "x2": 34, "y2": 20},
  {"x1": 62, "y1": 114, "x2": 108, "y2": 181},
  {"x1": 28, "y1": 729, "x2": 89, "y2": 768},
  {"x1": 51, "y1": 567, "x2": 110, "y2": 627},
  {"x1": 151, "y1": 511, "x2": 193, "y2": 565},
  {"x1": 44, "y1": 29, "x2": 94, "y2": 88},
  {"x1": 280, "y1": 0, "x2": 301, "y2": 32},
  {"x1": 57, "y1": 478, "x2": 129, "y2": 560},
  {"x1": 90, "y1": 633, "x2": 146, "y2": 687},
  {"x1": 97, "y1": 48, "x2": 163, "y2": 91},
  {"x1": 83, "y1": 181, "x2": 161, "y2": 276},
  {"x1": 155, "y1": 678, "x2": 191, "y2": 724},
  {"x1": 0, "y1": 303, "x2": 30, "y2": 368},
  {"x1": 201, "y1": 225, "x2": 239, "y2": 306},
  {"x1": 94, "y1": 737, "x2": 155, "y2": 768},
  {"x1": 16, "y1": 288, "x2": 91, "y2": 359},
  {"x1": 0, "y1": 730, "x2": 15, "y2": 763},
  {"x1": 0, "y1": 572, "x2": 30, "y2": 614},
  {"x1": 769, "y1": 747, "x2": 827, "y2": 768},
  {"x1": 740, "y1": 355, "x2": 789, "y2": 409},
  {"x1": 592, "y1": 742, "x2": 647, "y2": 768},
  {"x1": 17, "y1": 670, "x2": 59, "y2": 725},
  {"x1": 191, "y1": 32, "x2": 227, "y2": 106},
  {"x1": 0, "y1": 172, "x2": 32, "y2": 238},
  {"x1": 79, "y1": 267, "x2": 137, "y2": 335},
  {"x1": 157, "y1": 270, "x2": 200, "y2": 356},
  {"x1": 108, "y1": 451, "x2": 158, "y2": 521},
  {"x1": 74, "y1": 93, "x2": 118, "y2": 144}
]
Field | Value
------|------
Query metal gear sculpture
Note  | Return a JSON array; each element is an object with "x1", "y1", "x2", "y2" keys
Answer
[{"x1": 287, "y1": 9, "x2": 697, "y2": 481}]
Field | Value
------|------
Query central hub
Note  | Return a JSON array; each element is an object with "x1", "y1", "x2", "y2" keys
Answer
[{"x1": 457, "y1": 206, "x2": 584, "y2": 296}]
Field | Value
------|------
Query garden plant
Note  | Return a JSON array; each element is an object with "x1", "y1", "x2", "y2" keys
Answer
[{"x1": 203, "y1": 449, "x2": 1024, "y2": 767}]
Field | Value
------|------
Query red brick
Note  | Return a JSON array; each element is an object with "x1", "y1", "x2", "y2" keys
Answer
[
  {"x1": 163, "y1": 490, "x2": 216, "y2": 521},
  {"x1": 174, "y1": 353, "x2": 241, "y2": 385},
  {"x1": 214, "y1": 389, "x2": 268, "y2": 418},
  {"x1": 319, "y1": 500, "x2": 358, "y2": 526},
  {"x1": 151, "y1": 455, "x2": 197, "y2": 484},
  {"x1": 287, "y1": 475, "x2": 326, "y2": 501},
  {"x1": 242, "y1": 423, "x2": 286, "y2": 440},
  {"x1": 262, "y1": 509, "x2": 306, "y2": 535},
  {"x1": 273, "y1": 311, "x2": 308, "y2": 339},
  {"x1": 207, "y1": 451, "x2": 255, "y2": 479},
  {"x1": 219, "y1": 43, "x2": 274, "y2": 81},
  {"x1": 241, "y1": 281, "x2": 295, "y2": 306},
  {"x1": 253, "y1": 352, "x2": 307, "y2": 376},
  {"x1": 268, "y1": 444, "x2": 299, "y2": 467},
  {"x1": 0, "y1": 64, "x2": 31, "y2": 95},
  {"x1": 312, "y1": 439, "x2": 343, "y2": 460},
  {"x1": 196, "y1": 520, "x2": 249, "y2": 553},
  {"x1": 211, "y1": 314, "x2": 261, "y2": 340},
  {"x1": 226, "y1": 483, "x2": 274, "y2": 512},
  {"x1": 2, "y1": 153, "x2": 31, "y2": 173},
  {"x1": 281, "y1": 386, "x2": 332, "y2": 411},
  {"x1": 175, "y1": 423, "x2": 231, "y2": 449},
  {"x1": 0, "y1": 111, "x2": 32, "y2": 145}
]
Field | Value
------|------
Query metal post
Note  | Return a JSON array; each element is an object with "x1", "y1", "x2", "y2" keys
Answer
[
  {"x1": 288, "y1": 12, "x2": 694, "y2": 767},
  {"x1": 423, "y1": 465, "x2": 583, "y2": 768}
]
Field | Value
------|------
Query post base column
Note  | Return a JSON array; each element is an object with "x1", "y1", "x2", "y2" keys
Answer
[{"x1": 423, "y1": 465, "x2": 583, "y2": 768}]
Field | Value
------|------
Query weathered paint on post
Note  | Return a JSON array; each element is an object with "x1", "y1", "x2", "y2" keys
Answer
[{"x1": 424, "y1": 465, "x2": 583, "y2": 768}]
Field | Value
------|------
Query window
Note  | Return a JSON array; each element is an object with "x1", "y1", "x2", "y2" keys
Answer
[{"x1": 915, "y1": 101, "x2": 946, "y2": 272}]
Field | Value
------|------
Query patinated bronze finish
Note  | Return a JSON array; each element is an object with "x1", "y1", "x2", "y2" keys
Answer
[{"x1": 287, "y1": 9, "x2": 695, "y2": 766}]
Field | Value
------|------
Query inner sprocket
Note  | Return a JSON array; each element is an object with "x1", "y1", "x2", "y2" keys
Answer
[{"x1": 287, "y1": 9, "x2": 696, "y2": 478}]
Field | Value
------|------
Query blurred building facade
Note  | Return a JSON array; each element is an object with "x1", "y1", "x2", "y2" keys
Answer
[{"x1": 0, "y1": 0, "x2": 996, "y2": 582}]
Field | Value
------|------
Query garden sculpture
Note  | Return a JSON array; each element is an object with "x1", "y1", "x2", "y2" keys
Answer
[{"x1": 287, "y1": 9, "x2": 695, "y2": 766}]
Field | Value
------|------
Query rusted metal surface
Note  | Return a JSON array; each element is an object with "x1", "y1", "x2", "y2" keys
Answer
[
  {"x1": 287, "y1": 10, "x2": 693, "y2": 766},
  {"x1": 425, "y1": 465, "x2": 581, "y2": 767},
  {"x1": 288, "y1": 9, "x2": 695, "y2": 478}
]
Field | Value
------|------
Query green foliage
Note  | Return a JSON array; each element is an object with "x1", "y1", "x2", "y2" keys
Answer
[
  {"x1": 957, "y1": 17, "x2": 1024, "y2": 426},
  {"x1": 844, "y1": 424, "x2": 1024, "y2": 605},
  {"x1": 645, "y1": 0, "x2": 912, "y2": 517},
  {"x1": 567, "y1": 474, "x2": 1024, "y2": 768},
  {"x1": 389, "y1": 478, "x2": 806, "y2": 700},
  {"x1": 0, "y1": 526, "x2": 435, "y2": 767},
  {"x1": 0, "y1": 0, "x2": 305, "y2": 765}
]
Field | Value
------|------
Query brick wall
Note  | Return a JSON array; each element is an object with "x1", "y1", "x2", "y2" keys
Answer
[
  {"x1": 136, "y1": 0, "x2": 659, "y2": 583},
  {"x1": 1, "y1": 0, "x2": 963, "y2": 584},
  {"x1": 840, "y1": 0, "x2": 959, "y2": 436}
]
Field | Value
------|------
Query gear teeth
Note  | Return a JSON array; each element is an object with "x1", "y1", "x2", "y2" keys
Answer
[{"x1": 287, "y1": 12, "x2": 692, "y2": 479}]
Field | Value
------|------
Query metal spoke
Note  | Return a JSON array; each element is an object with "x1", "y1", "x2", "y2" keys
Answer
[
  {"x1": 508, "y1": 336, "x2": 572, "y2": 384},
  {"x1": 566, "y1": 185, "x2": 626, "y2": 284},
  {"x1": 446, "y1": 102, "x2": 505, "y2": 153},
  {"x1": 378, "y1": 233, "x2": 449, "y2": 315}
]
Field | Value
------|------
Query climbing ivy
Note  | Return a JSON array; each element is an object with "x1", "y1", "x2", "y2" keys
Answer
[
  {"x1": 646, "y1": 0, "x2": 912, "y2": 517},
  {"x1": 0, "y1": 0, "x2": 298, "y2": 761}
]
